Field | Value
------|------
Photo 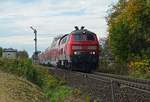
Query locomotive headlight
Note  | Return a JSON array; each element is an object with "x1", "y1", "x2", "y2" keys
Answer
[
  {"x1": 74, "y1": 51, "x2": 80, "y2": 55},
  {"x1": 92, "y1": 51, "x2": 96, "y2": 54},
  {"x1": 72, "y1": 46, "x2": 82, "y2": 50},
  {"x1": 88, "y1": 46, "x2": 97, "y2": 50},
  {"x1": 74, "y1": 51, "x2": 77, "y2": 55},
  {"x1": 90, "y1": 51, "x2": 96, "y2": 55}
]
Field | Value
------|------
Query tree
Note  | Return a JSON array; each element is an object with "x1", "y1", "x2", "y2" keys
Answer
[
  {"x1": 17, "y1": 50, "x2": 29, "y2": 59},
  {"x1": 0, "y1": 47, "x2": 2, "y2": 57},
  {"x1": 107, "y1": 0, "x2": 150, "y2": 62}
]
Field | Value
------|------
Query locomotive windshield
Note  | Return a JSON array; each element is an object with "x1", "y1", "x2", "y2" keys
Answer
[{"x1": 74, "y1": 34, "x2": 95, "y2": 41}]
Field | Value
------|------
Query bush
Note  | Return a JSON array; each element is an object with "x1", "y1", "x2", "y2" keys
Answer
[
  {"x1": 0, "y1": 58, "x2": 71, "y2": 102},
  {"x1": 98, "y1": 58, "x2": 128, "y2": 75},
  {"x1": 46, "y1": 86, "x2": 71, "y2": 102},
  {"x1": 128, "y1": 58, "x2": 150, "y2": 79}
]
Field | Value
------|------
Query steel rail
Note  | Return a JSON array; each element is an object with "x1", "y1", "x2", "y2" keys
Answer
[
  {"x1": 90, "y1": 72, "x2": 150, "y2": 93},
  {"x1": 94, "y1": 72, "x2": 150, "y2": 85}
]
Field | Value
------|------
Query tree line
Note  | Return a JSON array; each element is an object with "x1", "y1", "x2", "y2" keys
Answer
[
  {"x1": 107, "y1": 0, "x2": 150, "y2": 61},
  {"x1": 104, "y1": 0, "x2": 150, "y2": 78}
]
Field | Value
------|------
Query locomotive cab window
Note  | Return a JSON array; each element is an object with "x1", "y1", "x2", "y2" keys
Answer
[
  {"x1": 74, "y1": 34, "x2": 84, "y2": 41},
  {"x1": 86, "y1": 34, "x2": 95, "y2": 40},
  {"x1": 74, "y1": 34, "x2": 95, "y2": 41}
]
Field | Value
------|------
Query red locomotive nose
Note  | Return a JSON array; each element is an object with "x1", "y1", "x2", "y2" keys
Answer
[{"x1": 68, "y1": 32, "x2": 99, "y2": 56}]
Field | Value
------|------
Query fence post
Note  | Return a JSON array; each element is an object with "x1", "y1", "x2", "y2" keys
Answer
[{"x1": 111, "y1": 80, "x2": 115, "y2": 102}]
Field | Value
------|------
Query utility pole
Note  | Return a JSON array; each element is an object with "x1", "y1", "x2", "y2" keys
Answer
[{"x1": 30, "y1": 26, "x2": 38, "y2": 64}]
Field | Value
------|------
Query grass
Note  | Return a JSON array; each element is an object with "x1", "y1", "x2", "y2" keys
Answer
[
  {"x1": 0, "y1": 71, "x2": 47, "y2": 102},
  {"x1": 0, "y1": 58, "x2": 72, "y2": 102},
  {"x1": 0, "y1": 58, "x2": 102, "y2": 102},
  {"x1": 46, "y1": 86, "x2": 72, "y2": 102}
]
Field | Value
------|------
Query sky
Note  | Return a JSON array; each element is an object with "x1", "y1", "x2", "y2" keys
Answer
[{"x1": 0, "y1": 0, "x2": 118, "y2": 56}]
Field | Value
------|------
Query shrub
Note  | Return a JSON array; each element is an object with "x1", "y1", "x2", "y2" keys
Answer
[
  {"x1": 45, "y1": 86, "x2": 71, "y2": 102},
  {"x1": 0, "y1": 58, "x2": 71, "y2": 102},
  {"x1": 98, "y1": 59, "x2": 128, "y2": 75},
  {"x1": 128, "y1": 58, "x2": 150, "y2": 79}
]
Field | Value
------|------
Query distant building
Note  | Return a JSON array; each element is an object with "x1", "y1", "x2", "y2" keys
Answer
[{"x1": 2, "y1": 48, "x2": 17, "y2": 59}]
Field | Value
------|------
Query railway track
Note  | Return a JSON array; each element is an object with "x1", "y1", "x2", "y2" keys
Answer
[
  {"x1": 49, "y1": 67, "x2": 150, "y2": 102},
  {"x1": 92, "y1": 72, "x2": 150, "y2": 93}
]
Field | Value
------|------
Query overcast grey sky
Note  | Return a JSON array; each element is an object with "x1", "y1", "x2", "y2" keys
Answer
[{"x1": 0, "y1": 0, "x2": 118, "y2": 56}]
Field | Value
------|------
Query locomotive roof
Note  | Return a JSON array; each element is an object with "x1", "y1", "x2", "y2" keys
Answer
[{"x1": 71, "y1": 29, "x2": 95, "y2": 35}]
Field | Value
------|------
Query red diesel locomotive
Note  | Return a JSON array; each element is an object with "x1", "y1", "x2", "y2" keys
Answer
[{"x1": 38, "y1": 26, "x2": 100, "y2": 72}]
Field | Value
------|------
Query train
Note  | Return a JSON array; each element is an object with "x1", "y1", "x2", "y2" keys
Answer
[{"x1": 38, "y1": 26, "x2": 100, "y2": 72}]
